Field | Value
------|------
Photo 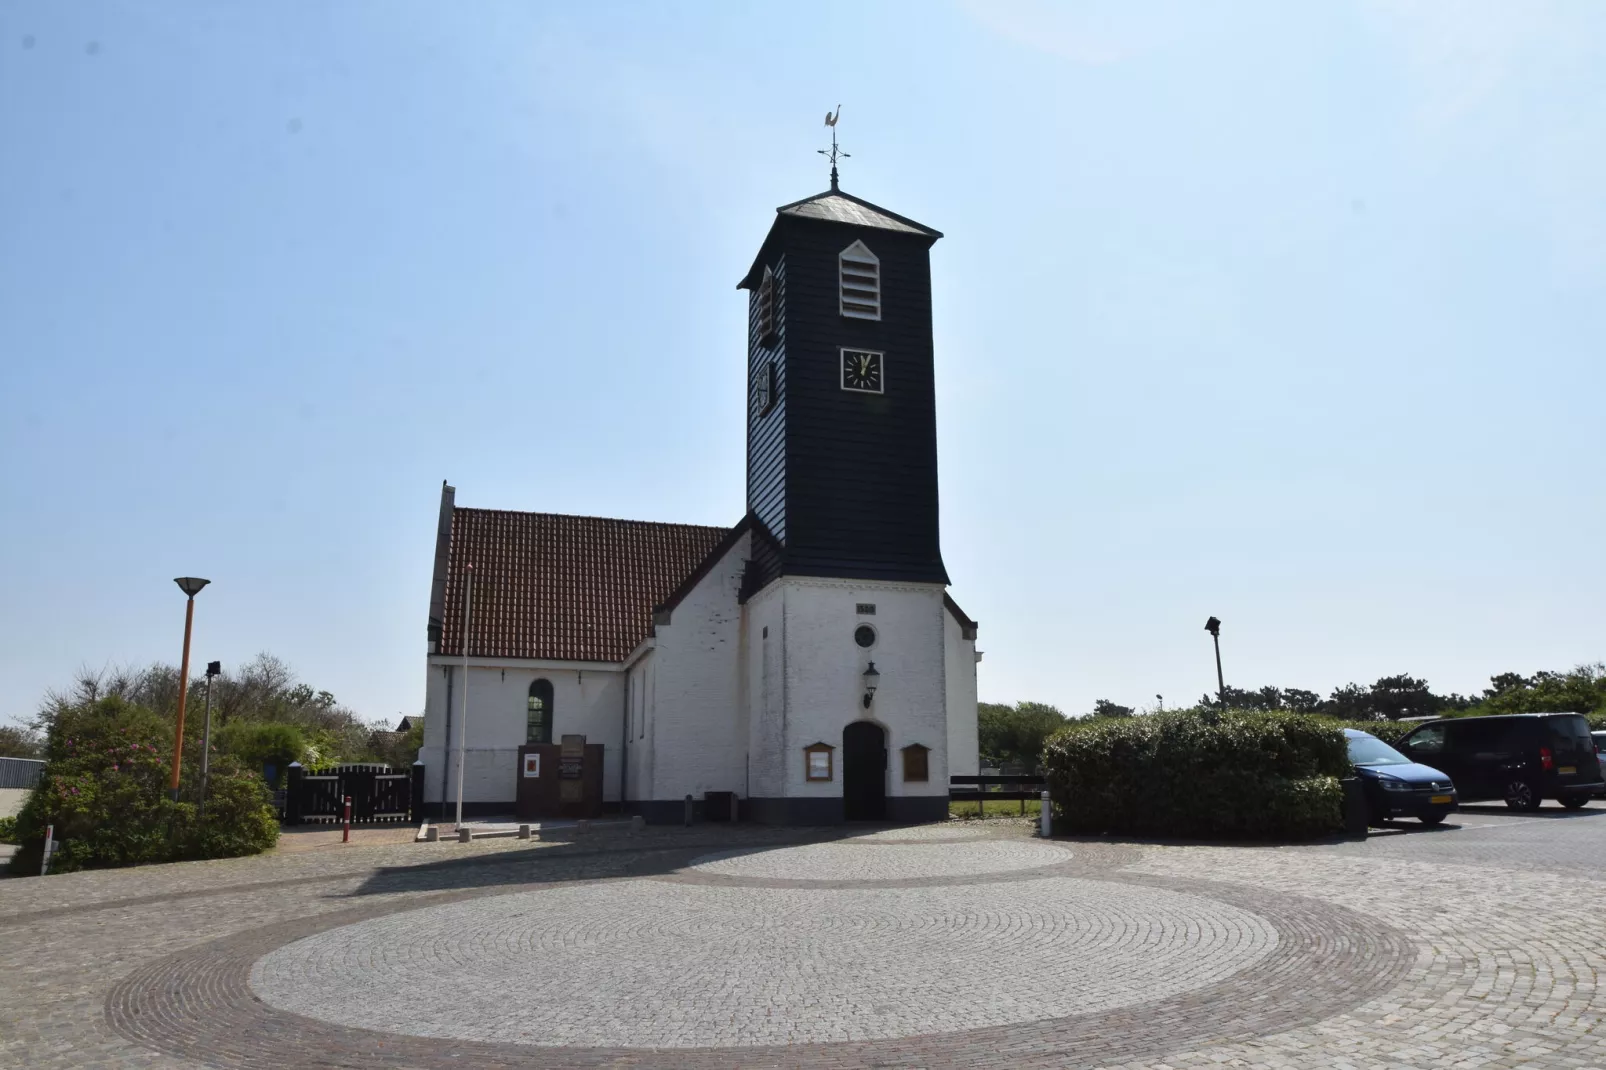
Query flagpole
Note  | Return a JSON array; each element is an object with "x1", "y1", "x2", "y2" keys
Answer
[{"x1": 455, "y1": 564, "x2": 473, "y2": 829}]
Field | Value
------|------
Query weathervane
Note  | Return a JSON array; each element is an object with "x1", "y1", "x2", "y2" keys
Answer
[{"x1": 818, "y1": 105, "x2": 849, "y2": 191}]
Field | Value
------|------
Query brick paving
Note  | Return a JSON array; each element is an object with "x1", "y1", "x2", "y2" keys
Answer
[{"x1": 0, "y1": 806, "x2": 1604, "y2": 1067}]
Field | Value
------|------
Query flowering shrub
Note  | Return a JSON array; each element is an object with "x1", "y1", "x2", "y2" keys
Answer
[{"x1": 8, "y1": 697, "x2": 277, "y2": 875}]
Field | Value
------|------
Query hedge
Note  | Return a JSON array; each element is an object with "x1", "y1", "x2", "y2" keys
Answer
[
  {"x1": 7, "y1": 697, "x2": 278, "y2": 875},
  {"x1": 1041, "y1": 708, "x2": 1349, "y2": 840}
]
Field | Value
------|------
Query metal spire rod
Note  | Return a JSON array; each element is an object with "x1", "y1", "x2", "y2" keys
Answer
[{"x1": 818, "y1": 105, "x2": 849, "y2": 190}]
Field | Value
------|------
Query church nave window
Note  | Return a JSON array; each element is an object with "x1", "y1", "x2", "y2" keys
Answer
[
  {"x1": 527, "y1": 679, "x2": 554, "y2": 745},
  {"x1": 839, "y1": 240, "x2": 880, "y2": 320}
]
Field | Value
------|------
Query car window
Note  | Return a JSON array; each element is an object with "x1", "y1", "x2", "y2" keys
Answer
[
  {"x1": 1347, "y1": 734, "x2": 1412, "y2": 766},
  {"x1": 1544, "y1": 715, "x2": 1593, "y2": 754},
  {"x1": 1405, "y1": 723, "x2": 1446, "y2": 755},
  {"x1": 1448, "y1": 719, "x2": 1517, "y2": 753}
]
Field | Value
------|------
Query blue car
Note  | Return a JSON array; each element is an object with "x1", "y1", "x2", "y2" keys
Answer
[{"x1": 1345, "y1": 728, "x2": 1459, "y2": 826}]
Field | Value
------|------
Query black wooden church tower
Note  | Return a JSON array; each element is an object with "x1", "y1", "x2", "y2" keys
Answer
[{"x1": 736, "y1": 178, "x2": 948, "y2": 589}]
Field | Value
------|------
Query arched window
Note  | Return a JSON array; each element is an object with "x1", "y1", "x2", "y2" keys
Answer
[{"x1": 527, "y1": 679, "x2": 554, "y2": 745}]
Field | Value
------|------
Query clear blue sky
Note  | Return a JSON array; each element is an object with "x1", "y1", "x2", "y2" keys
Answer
[{"x1": 3, "y1": 1, "x2": 1603, "y2": 728}]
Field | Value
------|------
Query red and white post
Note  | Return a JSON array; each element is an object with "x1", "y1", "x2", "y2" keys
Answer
[
  {"x1": 342, "y1": 796, "x2": 352, "y2": 843},
  {"x1": 40, "y1": 824, "x2": 55, "y2": 876}
]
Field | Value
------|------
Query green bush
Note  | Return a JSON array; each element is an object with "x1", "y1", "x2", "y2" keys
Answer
[
  {"x1": 0, "y1": 815, "x2": 16, "y2": 844},
  {"x1": 8, "y1": 696, "x2": 278, "y2": 875},
  {"x1": 212, "y1": 720, "x2": 305, "y2": 788},
  {"x1": 1328, "y1": 718, "x2": 1416, "y2": 747},
  {"x1": 1041, "y1": 708, "x2": 1348, "y2": 840}
]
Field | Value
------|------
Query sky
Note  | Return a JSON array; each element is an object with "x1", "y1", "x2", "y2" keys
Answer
[{"x1": 2, "y1": 1, "x2": 1603, "y2": 728}]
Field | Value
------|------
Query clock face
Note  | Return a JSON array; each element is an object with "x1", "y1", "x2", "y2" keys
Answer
[{"x1": 841, "y1": 348, "x2": 884, "y2": 393}]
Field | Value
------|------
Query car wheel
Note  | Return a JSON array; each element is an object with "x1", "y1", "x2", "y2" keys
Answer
[
  {"x1": 1504, "y1": 778, "x2": 1541, "y2": 812},
  {"x1": 1560, "y1": 794, "x2": 1589, "y2": 810},
  {"x1": 1419, "y1": 813, "x2": 1448, "y2": 826}
]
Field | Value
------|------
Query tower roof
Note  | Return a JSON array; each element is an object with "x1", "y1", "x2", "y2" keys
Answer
[{"x1": 774, "y1": 188, "x2": 943, "y2": 238}]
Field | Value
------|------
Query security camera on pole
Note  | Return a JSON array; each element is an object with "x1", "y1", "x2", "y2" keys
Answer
[
  {"x1": 1204, "y1": 616, "x2": 1227, "y2": 711},
  {"x1": 199, "y1": 660, "x2": 222, "y2": 820}
]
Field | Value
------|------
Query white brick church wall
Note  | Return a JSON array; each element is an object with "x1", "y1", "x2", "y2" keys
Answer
[
  {"x1": 629, "y1": 532, "x2": 751, "y2": 803},
  {"x1": 747, "y1": 578, "x2": 951, "y2": 802},
  {"x1": 420, "y1": 660, "x2": 625, "y2": 808},
  {"x1": 945, "y1": 608, "x2": 980, "y2": 777}
]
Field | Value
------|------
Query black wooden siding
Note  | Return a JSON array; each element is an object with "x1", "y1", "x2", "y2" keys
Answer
[
  {"x1": 744, "y1": 213, "x2": 946, "y2": 585},
  {"x1": 746, "y1": 247, "x2": 787, "y2": 544}
]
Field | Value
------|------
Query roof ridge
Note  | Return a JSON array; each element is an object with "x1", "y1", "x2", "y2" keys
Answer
[{"x1": 453, "y1": 506, "x2": 731, "y2": 533}]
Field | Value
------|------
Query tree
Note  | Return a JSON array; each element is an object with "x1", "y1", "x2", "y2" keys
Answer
[
  {"x1": 1089, "y1": 699, "x2": 1134, "y2": 718},
  {"x1": 978, "y1": 701, "x2": 1069, "y2": 769},
  {"x1": 1366, "y1": 674, "x2": 1439, "y2": 721},
  {"x1": 0, "y1": 723, "x2": 41, "y2": 759}
]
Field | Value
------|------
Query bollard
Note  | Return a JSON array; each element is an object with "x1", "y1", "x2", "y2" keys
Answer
[
  {"x1": 577, "y1": 819, "x2": 591, "y2": 835},
  {"x1": 1039, "y1": 791, "x2": 1052, "y2": 838},
  {"x1": 518, "y1": 823, "x2": 531, "y2": 840},
  {"x1": 684, "y1": 794, "x2": 693, "y2": 827},
  {"x1": 342, "y1": 796, "x2": 352, "y2": 843},
  {"x1": 457, "y1": 826, "x2": 471, "y2": 843},
  {"x1": 630, "y1": 814, "x2": 645, "y2": 834},
  {"x1": 425, "y1": 824, "x2": 439, "y2": 842}
]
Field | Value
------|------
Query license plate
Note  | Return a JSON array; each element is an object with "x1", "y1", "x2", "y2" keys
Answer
[
  {"x1": 1429, "y1": 794, "x2": 1453, "y2": 804},
  {"x1": 1560, "y1": 766, "x2": 1576, "y2": 775}
]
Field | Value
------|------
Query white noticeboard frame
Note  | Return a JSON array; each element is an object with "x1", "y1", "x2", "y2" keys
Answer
[{"x1": 523, "y1": 753, "x2": 541, "y2": 778}]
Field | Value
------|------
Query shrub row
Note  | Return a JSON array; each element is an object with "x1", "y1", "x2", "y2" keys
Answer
[
  {"x1": 1041, "y1": 708, "x2": 1349, "y2": 840},
  {"x1": 7, "y1": 697, "x2": 278, "y2": 875}
]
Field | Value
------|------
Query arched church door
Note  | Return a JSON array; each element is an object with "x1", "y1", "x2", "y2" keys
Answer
[{"x1": 842, "y1": 720, "x2": 887, "y2": 821}]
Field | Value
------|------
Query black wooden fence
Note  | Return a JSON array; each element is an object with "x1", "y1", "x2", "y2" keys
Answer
[{"x1": 283, "y1": 761, "x2": 426, "y2": 825}]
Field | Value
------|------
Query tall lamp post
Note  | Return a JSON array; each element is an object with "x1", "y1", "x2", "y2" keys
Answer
[
  {"x1": 169, "y1": 577, "x2": 210, "y2": 801},
  {"x1": 1204, "y1": 616, "x2": 1226, "y2": 712},
  {"x1": 199, "y1": 660, "x2": 221, "y2": 819}
]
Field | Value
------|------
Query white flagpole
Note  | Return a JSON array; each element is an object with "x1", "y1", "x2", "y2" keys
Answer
[{"x1": 455, "y1": 564, "x2": 473, "y2": 829}]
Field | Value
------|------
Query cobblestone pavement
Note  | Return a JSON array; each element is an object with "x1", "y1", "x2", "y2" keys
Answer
[{"x1": 1, "y1": 804, "x2": 1604, "y2": 1068}]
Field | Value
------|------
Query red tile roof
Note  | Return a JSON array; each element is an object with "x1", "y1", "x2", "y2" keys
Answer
[{"x1": 440, "y1": 509, "x2": 731, "y2": 662}]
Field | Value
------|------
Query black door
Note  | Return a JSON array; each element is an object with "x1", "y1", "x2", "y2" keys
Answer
[{"x1": 843, "y1": 720, "x2": 887, "y2": 821}]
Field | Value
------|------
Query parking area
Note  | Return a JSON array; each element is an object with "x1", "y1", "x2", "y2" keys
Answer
[{"x1": 2, "y1": 803, "x2": 1606, "y2": 1068}]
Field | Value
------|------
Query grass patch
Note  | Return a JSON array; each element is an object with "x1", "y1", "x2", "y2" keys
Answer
[{"x1": 949, "y1": 799, "x2": 1042, "y2": 820}]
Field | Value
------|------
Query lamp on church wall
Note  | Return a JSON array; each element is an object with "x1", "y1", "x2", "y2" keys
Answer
[{"x1": 862, "y1": 661, "x2": 880, "y2": 709}]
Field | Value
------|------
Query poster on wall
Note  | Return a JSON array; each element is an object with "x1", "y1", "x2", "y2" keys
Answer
[{"x1": 523, "y1": 753, "x2": 541, "y2": 778}]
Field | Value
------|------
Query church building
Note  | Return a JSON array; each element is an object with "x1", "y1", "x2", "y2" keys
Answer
[{"x1": 417, "y1": 173, "x2": 980, "y2": 824}]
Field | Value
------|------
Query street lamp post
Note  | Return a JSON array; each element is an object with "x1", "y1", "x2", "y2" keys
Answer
[
  {"x1": 1204, "y1": 616, "x2": 1226, "y2": 712},
  {"x1": 199, "y1": 660, "x2": 221, "y2": 820},
  {"x1": 169, "y1": 577, "x2": 210, "y2": 802}
]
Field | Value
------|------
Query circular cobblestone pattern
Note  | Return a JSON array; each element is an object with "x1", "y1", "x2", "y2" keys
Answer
[
  {"x1": 250, "y1": 875, "x2": 1277, "y2": 1047},
  {"x1": 685, "y1": 838, "x2": 1070, "y2": 881}
]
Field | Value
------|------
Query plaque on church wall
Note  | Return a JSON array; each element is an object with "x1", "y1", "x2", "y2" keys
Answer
[
  {"x1": 901, "y1": 743, "x2": 929, "y2": 783},
  {"x1": 804, "y1": 742, "x2": 834, "y2": 782},
  {"x1": 523, "y1": 753, "x2": 541, "y2": 778},
  {"x1": 561, "y1": 734, "x2": 586, "y2": 758}
]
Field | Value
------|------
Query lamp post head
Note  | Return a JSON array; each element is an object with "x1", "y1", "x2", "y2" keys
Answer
[
  {"x1": 174, "y1": 577, "x2": 210, "y2": 598},
  {"x1": 1204, "y1": 616, "x2": 1221, "y2": 637},
  {"x1": 206, "y1": 660, "x2": 222, "y2": 678},
  {"x1": 862, "y1": 661, "x2": 880, "y2": 709}
]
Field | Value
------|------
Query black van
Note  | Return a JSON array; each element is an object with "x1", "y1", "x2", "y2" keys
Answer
[{"x1": 1397, "y1": 714, "x2": 1604, "y2": 811}]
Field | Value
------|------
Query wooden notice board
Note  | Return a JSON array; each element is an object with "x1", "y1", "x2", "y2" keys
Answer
[{"x1": 516, "y1": 741, "x2": 604, "y2": 820}]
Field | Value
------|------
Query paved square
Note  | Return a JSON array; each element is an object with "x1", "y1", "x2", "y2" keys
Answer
[{"x1": 2, "y1": 806, "x2": 1606, "y2": 1068}]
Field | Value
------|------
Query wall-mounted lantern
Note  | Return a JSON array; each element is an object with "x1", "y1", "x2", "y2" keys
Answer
[{"x1": 862, "y1": 661, "x2": 880, "y2": 709}]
